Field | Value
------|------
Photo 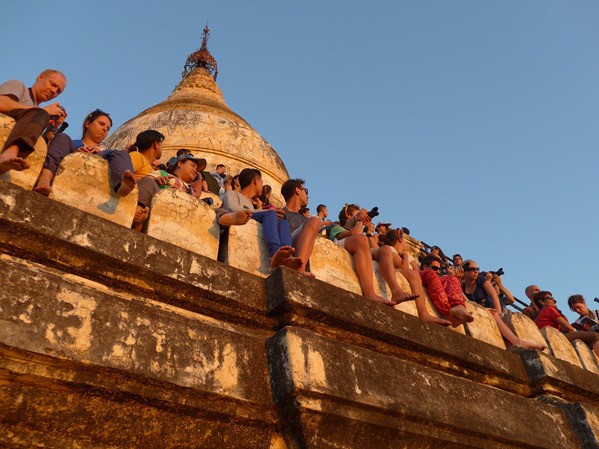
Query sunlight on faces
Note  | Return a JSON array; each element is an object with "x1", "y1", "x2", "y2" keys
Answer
[
  {"x1": 34, "y1": 72, "x2": 66, "y2": 102},
  {"x1": 84, "y1": 115, "x2": 111, "y2": 145}
]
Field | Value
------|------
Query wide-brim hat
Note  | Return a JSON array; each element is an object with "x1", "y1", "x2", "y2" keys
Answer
[{"x1": 166, "y1": 154, "x2": 207, "y2": 174}]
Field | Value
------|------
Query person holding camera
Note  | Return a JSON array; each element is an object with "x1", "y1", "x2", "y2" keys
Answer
[
  {"x1": 330, "y1": 204, "x2": 390, "y2": 305},
  {"x1": 462, "y1": 260, "x2": 545, "y2": 350},
  {"x1": 0, "y1": 69, "x2": 67, "y2": 174},
  {"x1": 567, "y1": 294, "x2": 599, "y2": 332}
]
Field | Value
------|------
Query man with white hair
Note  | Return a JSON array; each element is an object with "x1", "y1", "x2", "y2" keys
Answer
[{"x1": 0, "y1": 69, "x2": 67, "y2": 174}]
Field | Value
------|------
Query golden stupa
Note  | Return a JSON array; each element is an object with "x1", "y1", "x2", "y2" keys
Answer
[{"x1": 104, "y1": 26, "x2": 289, "y2": 201}]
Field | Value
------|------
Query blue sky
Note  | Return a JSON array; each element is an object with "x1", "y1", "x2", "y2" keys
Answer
[{"x1": 2, "y1": 1, "x2": 598, "y2": 321}]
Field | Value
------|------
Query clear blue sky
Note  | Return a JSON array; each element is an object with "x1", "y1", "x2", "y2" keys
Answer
[{"x1": 2, "y1": 1, "x2": 598, "y2": 321}]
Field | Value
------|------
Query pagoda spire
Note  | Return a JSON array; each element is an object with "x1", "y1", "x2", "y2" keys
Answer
[{"x1": 182, "y1": 25, "x2": 218, "y2": 80}]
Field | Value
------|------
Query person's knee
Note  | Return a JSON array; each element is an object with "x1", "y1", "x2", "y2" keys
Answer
[
  {"x1": 305, "y1": 216, "x2": 321, "y2": 231},
  {"x1": 377, "y1": 245, "x2": 392, "y2": 259}
]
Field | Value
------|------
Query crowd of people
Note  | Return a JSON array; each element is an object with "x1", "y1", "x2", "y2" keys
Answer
[{"x1": 2, "y1": 69, "x2": 598, "y2": 358}]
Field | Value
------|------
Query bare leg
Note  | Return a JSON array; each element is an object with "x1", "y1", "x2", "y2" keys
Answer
[
  {"x1": 0, "y1": 146, "x2": 30, "y2": 174},
  {"x1": 33, "y1": 167, "x2": 54, "y2": 196},
  {"x1": 345, "y1": 235, "x2": 394, "y2": 306},
  {"x1": 117, "y1": 170, "x2": 137, "y2": 197},
  {"x1": 448, "y1": 305, "x2": 474, "y2": 327},
  {"x1": 293, "y1": 217, "x2": 321, "y2": 274},
  {"x1": 399, "y1": 267, "x2": 451, "y2": 327},
  {"x1": 374, "y1": 246, "x2": 418, "y2": 303},
  {"x1": 490, "y1": 310, "x2": 546, "y2": 350}
]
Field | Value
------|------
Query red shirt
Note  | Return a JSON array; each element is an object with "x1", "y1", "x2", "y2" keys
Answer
[{"x1": 535, "y1": 306, "x2": 565, "y2": 331}]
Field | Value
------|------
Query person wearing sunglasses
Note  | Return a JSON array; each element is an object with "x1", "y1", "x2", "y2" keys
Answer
[
  {"x1": 534, "y1": 291, "x2": 599, "y2": 357},
  {"x1": 462, "y1": 260, "x2": 545, "y2": 350},
  {"x1": 420, "y1": 255, "x2": 473, "y2": 327},
  {"x1": 329, "y1": 206, "x2": 418, "y2": 306}
]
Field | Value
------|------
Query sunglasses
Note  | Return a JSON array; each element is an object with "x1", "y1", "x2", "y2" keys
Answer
[
  {"x1": 301, "y1": 187, "x2": 309, "y2": 195},
  {"x1": 464, "y1": 267, "x2": 480, "y2": 272},
  {"x1": 430, "y1": 266, "x2": 440, "y2": 271},
  {"x1": 87, "y1": 108, "x2": 110, "y2": 119}
]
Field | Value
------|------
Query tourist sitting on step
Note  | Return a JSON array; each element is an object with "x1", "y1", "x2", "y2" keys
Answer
[
  {"x1": 534, "y1": 291, "x2": 599, "y2": 356},
  {"x1": 522, "y1": 285, "x2": 541, "y2": 321},
  {"x1": 222, "y1": 168, "x2": 303, "y2": 270},
  {"x1": 280, "y1": 178, "x2": 326, "y2": 278},
  {"x1": 567, "y1": 294, "x2": 599, "y2": 333},
  {"x1": 0, "y1": 69, "x2": 67, "y2": 175},
  {"x1": 133, "y1": 152, "x2": 207, "y2": 231},
  {"x1": 462, "y1": 260, "x2": 545, "y2": 350},
  {"x1": 382, "y1": 228, "x2": 452, "y2": 326},
  {"x1": 33, "y1": 111, "x2": 160, "y2": 199},
  {"x1": 258, "y1": 184, "x2": 275, "y2": 210},
  {"x1": 418, "y1": 254, "x2": 474, "y2": 327},
  {"x1": 329, "y1": 205, "x2": 418, "y2": 307}
]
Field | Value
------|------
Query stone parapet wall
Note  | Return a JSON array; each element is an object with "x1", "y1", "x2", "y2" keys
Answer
[{"x1": 1, "y1": 181, "x2": 599, "y2": 447}]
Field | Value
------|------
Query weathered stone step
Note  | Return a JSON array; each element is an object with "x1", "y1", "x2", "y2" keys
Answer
[{"x1": 0, "y1": 252, "x2": 277, "y2": 448}]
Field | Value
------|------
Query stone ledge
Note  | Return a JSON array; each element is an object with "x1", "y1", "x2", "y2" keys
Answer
[
  {"x1": 266, "y1": 268, "x2": 530, "y2": 395},
  {"x1": 516, "y1": 348, "x2": 599, "y2": 406},
  {"x1": 267, "y1": 326, "x2": 579, "y2": 449},
  {"x1": 0, "y1": 180, "x2": 272, "y2": 330}
]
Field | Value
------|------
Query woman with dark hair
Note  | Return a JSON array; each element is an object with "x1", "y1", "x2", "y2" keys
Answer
[
  {"x1": 567, "y1": 294, "x2": 599, "y2": 332},
  {"x1": 33, "y1": 109, "x2": 155, "y2": 198}
]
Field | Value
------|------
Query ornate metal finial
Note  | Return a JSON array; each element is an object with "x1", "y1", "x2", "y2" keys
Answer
[{"x1": 182, "y1": 25, "x2": 218, "y2": 80}]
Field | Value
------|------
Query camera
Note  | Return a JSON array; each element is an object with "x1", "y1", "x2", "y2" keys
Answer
[
  {"x1": 201, "y1": 197, "x2": 214, "y2": 206},
  {"x1": 366, "y1": 207, "x2": 379, "y2": 219},
  {"x1": 489, "y1": 267, "x2": 505, "y2": 277},
  {"x1": 44, "y1": 106, "x2": 67, "y2": 135}
]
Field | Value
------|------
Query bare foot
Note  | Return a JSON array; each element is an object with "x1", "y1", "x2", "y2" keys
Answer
[
  {"x1": 421, "y1": 312, "x2": 452, "y2": 327},
  {"x1": 117, "y1": 170, "x2": 137, "y2": 197},
  {"x1": 448, "y1": 305, "x2": 475, "y2": 327},
  {"x1": 33, "y1": 185, "x2": 53, "y2": 197},
  {"x1": 391, "y1": 291, "x2": 419, "y2": 304},
  {"x1": 271, "y1": 246, "x2": 302, "y2": 269},
  {"x1": 366, "y1": 293, "x2": 396, "y2": 307},
  {"x1": 301, "y1": 271, "x2": 316, "y2": 279},
  {"x1": 132, "y1": 206, "x2": 149, "y2": 229},
  {"x1": 513, "y1": 338, "x2": 546, "y2": 351},
  {"x1": 0, "y1": 156, "x2": 30, "y2": 174},
  {"x1": 232, "y1": 210, "x2": 252, "y2": 225}
]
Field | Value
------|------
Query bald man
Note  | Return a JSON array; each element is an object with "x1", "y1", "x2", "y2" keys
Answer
[{"x1": 522, "y1": 284, "x2": 541, "y2": 320}]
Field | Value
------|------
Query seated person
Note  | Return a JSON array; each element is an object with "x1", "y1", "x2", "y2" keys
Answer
[
  {"x1": 259, "y1": 184, "x2": 275, "y2": 210},
  {"x1": 452, "y1": 254, "x2": 462, "y2": 266},
  {"x1": 298, "y1": 206, "x2": 310, "y2": 218},
  {"x1": 567, "y1": 294, "x2": 599, "y2": 332},
  {"x1": 223, "y1": 168, "x2": 302, "y2": 270},
  {"x1": 490, "y1": 272, "x2": 516, "y2": 311},
  {"x1": 430, "y1": 245, "x2": 450, "y2": 270},
  {"x1": 384, "y1": 229, "x2": 452, "y2": 327},
  {"x1": 34, "y1": 111, "x2": 162, "y2": 200},
  {"x1": 330, "y1": 205, "x2": 417, "y2": 306},
  {"x1": 280, "y1": 178, "x2": 323, "y2": 278},
  {"x1": 534, "y1": 291, "x2": 599, "y2": 356},
  {"x1": 462, "y1": 260, "x2": 545, "y2": 350},
  {"x1": 134, "y1": 152, "x2": 206, "y2": 231},
  {"x1": 522, "y1": 285, "x2": 541, "y2": 321},
  {"x1": 419, "y1": 254, "x2": 473, "y2": 327},
  {"x1": 0, "y1": 69, "x2": 67, "y2": 174}
]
